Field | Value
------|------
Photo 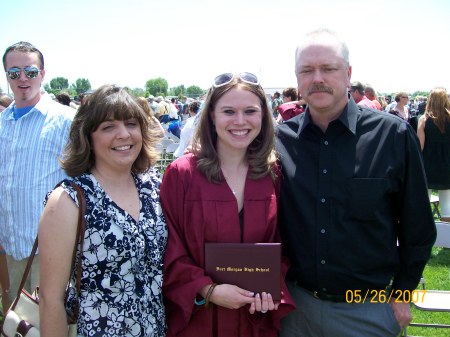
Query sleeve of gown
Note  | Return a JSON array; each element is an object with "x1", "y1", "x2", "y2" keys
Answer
[{"x1": 160, "y1": 160, "x2": 214, "y2": 334}]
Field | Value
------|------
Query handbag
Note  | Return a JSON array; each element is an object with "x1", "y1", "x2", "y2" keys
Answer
[{"x1": 1, "y1": 182, "x2": 86, "y2": 337}]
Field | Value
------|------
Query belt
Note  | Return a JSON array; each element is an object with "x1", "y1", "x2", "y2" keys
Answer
[
  {"x1": 310, "y1": 290, "x2": 347, "y2": 302},
  {"x1": 289, "y1": 279, "x2": 392, "y2": 303}
]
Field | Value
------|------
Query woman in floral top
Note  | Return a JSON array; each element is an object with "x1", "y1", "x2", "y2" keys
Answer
[{"x1": 38, "y1": 85, "x2": 167, "y2": 337}]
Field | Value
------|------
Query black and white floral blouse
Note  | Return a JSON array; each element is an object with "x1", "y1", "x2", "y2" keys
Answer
[{"x1": 53, "y1": 170, "x2": 167, "y2": 337}]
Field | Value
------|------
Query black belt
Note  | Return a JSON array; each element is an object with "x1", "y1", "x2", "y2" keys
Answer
[
  {"x1": 289, "y1": 279, "x2": 392, "y2": 303},
  {"x1": 308, "y1": 289, "x2": 347, "y2": 303}
]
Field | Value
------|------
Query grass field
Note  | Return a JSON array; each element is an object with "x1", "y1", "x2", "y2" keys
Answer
[{"x1": 404, "y1": 246, "x2": 450, "y2": 337}]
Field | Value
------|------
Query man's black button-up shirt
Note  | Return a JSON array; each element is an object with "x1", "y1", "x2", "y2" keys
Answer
[{"x1": 276, "y1": 98, "x2": 436, "y2": 295}]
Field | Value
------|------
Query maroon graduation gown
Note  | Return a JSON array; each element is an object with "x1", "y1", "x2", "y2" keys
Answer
[{"x1": 160, "y1": 154, "x2": 295, "y2": 337}]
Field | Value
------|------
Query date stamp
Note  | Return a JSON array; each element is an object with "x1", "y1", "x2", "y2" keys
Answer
[{"x1": 345, "y1": 289, "x2": 427, "y2": 304}]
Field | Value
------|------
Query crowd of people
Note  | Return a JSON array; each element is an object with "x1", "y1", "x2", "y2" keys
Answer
[{"x1": 0, "y1": 28, "x2": 446, "y2": 336}]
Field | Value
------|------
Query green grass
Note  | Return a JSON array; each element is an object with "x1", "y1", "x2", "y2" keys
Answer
[
  {"x1": 405, "y1": 194, "x2": 450, "y2": 337},
  {"x1": 405, "y1": 246, "x2": 450, "y2": 336}
]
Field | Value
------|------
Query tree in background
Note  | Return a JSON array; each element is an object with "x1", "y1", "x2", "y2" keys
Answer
[
  {"x1": 186, "y1": 85, "x2": 205, "y2": 97},
  {"x1": 130, "y1": 87, "x2": 146, "y2": 97},
  {"x1": 50, "y1": 77, "x2": 69, "y2": 91},
  {"x1": 169, "y1": 84, "x2": 186, "y2": 97},
  {"x1": 145, "y1": 77, "x2": 168, "y2": 97},
  {"x1": 71, "y1": 78, "x2": 91, "y2": 95}
]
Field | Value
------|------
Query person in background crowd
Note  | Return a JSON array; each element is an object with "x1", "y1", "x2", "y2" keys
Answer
[
  {"x1": 169, "y1": 97, "x2": 179, "y2": 121},
  {"x1": 364, "y1": 84, "x2": 382, "y2": 110},
  {"x1": 376, "y1": 95, "x2": 387, "y2": 111},
  {"x1": 271, "y1": 91, "x2": 283, "y2": 118},
  {"x1": 136, "y1": 96, "x2": 165, "y2": 137},
  {"x1": 0, "y1": 94, "x2": 13, "y2": 112},
  {"x1": 417, "y1": 96, "x2": 427, "y2": 116},
  {"x1": 156, "y1": 96, "x2": 170, "y2": 124},
  {"x1": 0, "y1": 41, "x2": 75, "y2": 300},
  {"x1": 56, "y1": 92, "x2": 71, "y2": 106},
  {"x1": 277, "y1": 28, "x2": 436, "y2": 337},
  {"x1": 174, "y1": 100, "x2": 201, "y2": 157},
  {"x1": 147, "y1": 95, "x2": 158, "y2": 114},
  {"x1": 161, "y1": 72, "x2": 295, "y2": 337},
  {"x1": 385, "y1": 95, "x2": 392, "y2": 105},
  {"x1": 385, "y1": 94, "x2": 397, "y2": 112},
  {"x1": 389, "y1": 92, "x2": 410, "y2": 123},
  {"x1": 38, "y1": 85, "x2": 168, "y2": 337},
  {"x1": 276, "y1": 87, "x2": 304, "y2": 124},
  {"x1": 349, "y1": 81, "x2": 377, "y2": 109},
  {"x1": 417, "y1": 87, "x2": 450, "y2": 222}
]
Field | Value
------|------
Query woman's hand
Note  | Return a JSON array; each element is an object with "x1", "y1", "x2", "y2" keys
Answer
[
  {"x1": 200, "y1": 284, "x2": 255, "y2": 309},
  {"x1": 248, "y1": 292, "x2": 279, "y2": 314}
]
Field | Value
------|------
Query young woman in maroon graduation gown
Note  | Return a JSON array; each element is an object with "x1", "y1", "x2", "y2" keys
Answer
[{"x1": 160, "y1": 73, "x2": 295, "y2": 337}]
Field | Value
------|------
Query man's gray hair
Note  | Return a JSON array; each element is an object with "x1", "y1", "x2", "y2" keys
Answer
[{"x1": 295, "y1": 29, "x2": 350, "y2": 71}]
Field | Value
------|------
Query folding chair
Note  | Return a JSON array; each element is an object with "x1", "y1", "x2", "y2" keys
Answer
[
  {"x1": 430, "y1": 194, "x2": 441, "y2": 219},
  {"x1": 403, "y1": 221, "x2": 450, "y2": 335}
]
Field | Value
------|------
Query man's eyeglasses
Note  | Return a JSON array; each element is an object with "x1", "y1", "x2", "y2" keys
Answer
[
  {"x1": 213, "y1": 72, "x2": 259, "y2": 88},
  {"x1": 5, "y1": 66, "x2": 41, "y2": 80}
]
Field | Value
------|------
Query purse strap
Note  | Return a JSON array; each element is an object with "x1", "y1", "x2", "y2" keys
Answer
[{"x1": 10, "y1": 181, "x2": 86, "y2": 323}]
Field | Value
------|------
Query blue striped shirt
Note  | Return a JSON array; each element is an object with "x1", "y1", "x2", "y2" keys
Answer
[{"x1": 0, "y1": 93, "x2": 75, "y2": 259}]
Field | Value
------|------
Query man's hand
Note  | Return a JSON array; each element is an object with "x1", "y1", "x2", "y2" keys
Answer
[{"x1": 389, "y1": 300, "x2": 412, "y2": 328}]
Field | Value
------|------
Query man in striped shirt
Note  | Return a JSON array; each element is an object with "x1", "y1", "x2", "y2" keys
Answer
[{"x1": 0, "y1": 41, "x2": 75, "y2": 301}]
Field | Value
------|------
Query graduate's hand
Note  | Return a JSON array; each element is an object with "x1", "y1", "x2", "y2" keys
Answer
[
  {"x1": 207, "y1": 284, "x2": 255, "y2": 309},
  {"x1": 248, "y1": 292, "x2": 279, "y2": 314}
]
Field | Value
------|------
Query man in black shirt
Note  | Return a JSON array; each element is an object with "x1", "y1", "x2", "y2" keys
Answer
[{"x1": 277, "y1": 29, "x2": 436, "y2": 337}]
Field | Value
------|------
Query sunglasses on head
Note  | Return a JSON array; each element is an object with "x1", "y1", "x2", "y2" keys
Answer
[
  {"x1": 213, "y1": 72, "x2": 259, "y2": 88},
  {"x1": 6, "y1": 66, "x2": 41, "y2": 80}
]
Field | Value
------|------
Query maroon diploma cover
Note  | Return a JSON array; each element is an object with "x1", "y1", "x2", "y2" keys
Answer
[{"x1": 204, "y1": 243, "x2": 281, "y2": 300}]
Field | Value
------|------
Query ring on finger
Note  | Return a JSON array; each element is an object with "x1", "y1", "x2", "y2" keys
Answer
[{"x1": 261, "y1": 310, "x2": 268, "y2": 313}]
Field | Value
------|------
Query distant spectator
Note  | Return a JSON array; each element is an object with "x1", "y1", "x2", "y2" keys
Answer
[
  {"x1": 174, "y1": 100, "x2": 201, "y2": 157},
  {"x1": 385, "y1": 95, "x2": 396, "y2": 112},
  {"x1": 376, "y1": 95, "x2": 387, "y2": 111},
  {"x1": 417, "y1": 96, "x2": 427, "y2": 116},
  {"x1": 364, "y1": 84, "x2": 382, "y2": 110},
  {"x1": 136, "y1": 96, "x2": 165, "y2": 137},
  {"x1": 389, "y1": 92, "x2": 410, "y2": 121},
  {"x1": 56, "y1": 92, "x2": 71, "y2": 106},
  {"x1": 271, "y1": 91, "x2": 283, "y2": 117},
  {"x1": 147, "y1": 95, "x2": 158, "y2": 114},
  {"x1": 350, "y1": 81, "x2": 377, "y2": 109},
  {"x1": 0, "y1": 94, "x2": 13, "y2": 112},
  {"x1": 78, "y1": 92, "x2": 87, "y2": 106},
  {"x1": 276, "y1": 87, "x2": 304, "y2": 123},
  {"x1": 156, "y1": 96, "x2": 170, "y2": 123},
  {"x1": 169, "y1": 97, "x2": 179, "y2": 121}
]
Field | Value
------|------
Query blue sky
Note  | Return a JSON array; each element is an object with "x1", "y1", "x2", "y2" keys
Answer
[{"x1": 1, "y1": 0, "x2": 449, "y2": 95}]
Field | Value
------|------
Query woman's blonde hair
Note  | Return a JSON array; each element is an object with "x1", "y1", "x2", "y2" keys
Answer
[{"x1": 426, "y1": 87, "x2": 450, "y2": 133}]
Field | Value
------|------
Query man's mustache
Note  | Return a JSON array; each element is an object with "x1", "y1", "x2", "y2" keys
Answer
[{"x1": 308, "y1": 85, "x2": 333, "y2": 96}]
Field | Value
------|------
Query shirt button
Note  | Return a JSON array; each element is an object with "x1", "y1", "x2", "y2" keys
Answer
[
  {"x1": 321, "y1": 198, "x2": 326, "y2": 203},
  {"x1": 320, "y1": 229, "x2": 326, "y2": 234},
  {"x1": 322, "y1": 169, "x2": 327, "y2": 174},
  {"x1": 324, "y1": 140, "x2": 329, "y2": 145},
  {"x1": 321, "y1": 260, "x2": 326, "y2": 264}
]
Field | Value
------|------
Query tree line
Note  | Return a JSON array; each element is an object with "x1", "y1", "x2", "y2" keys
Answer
[{"x1": 40, "y1": 77, "x2": 206, "y2": 99}]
